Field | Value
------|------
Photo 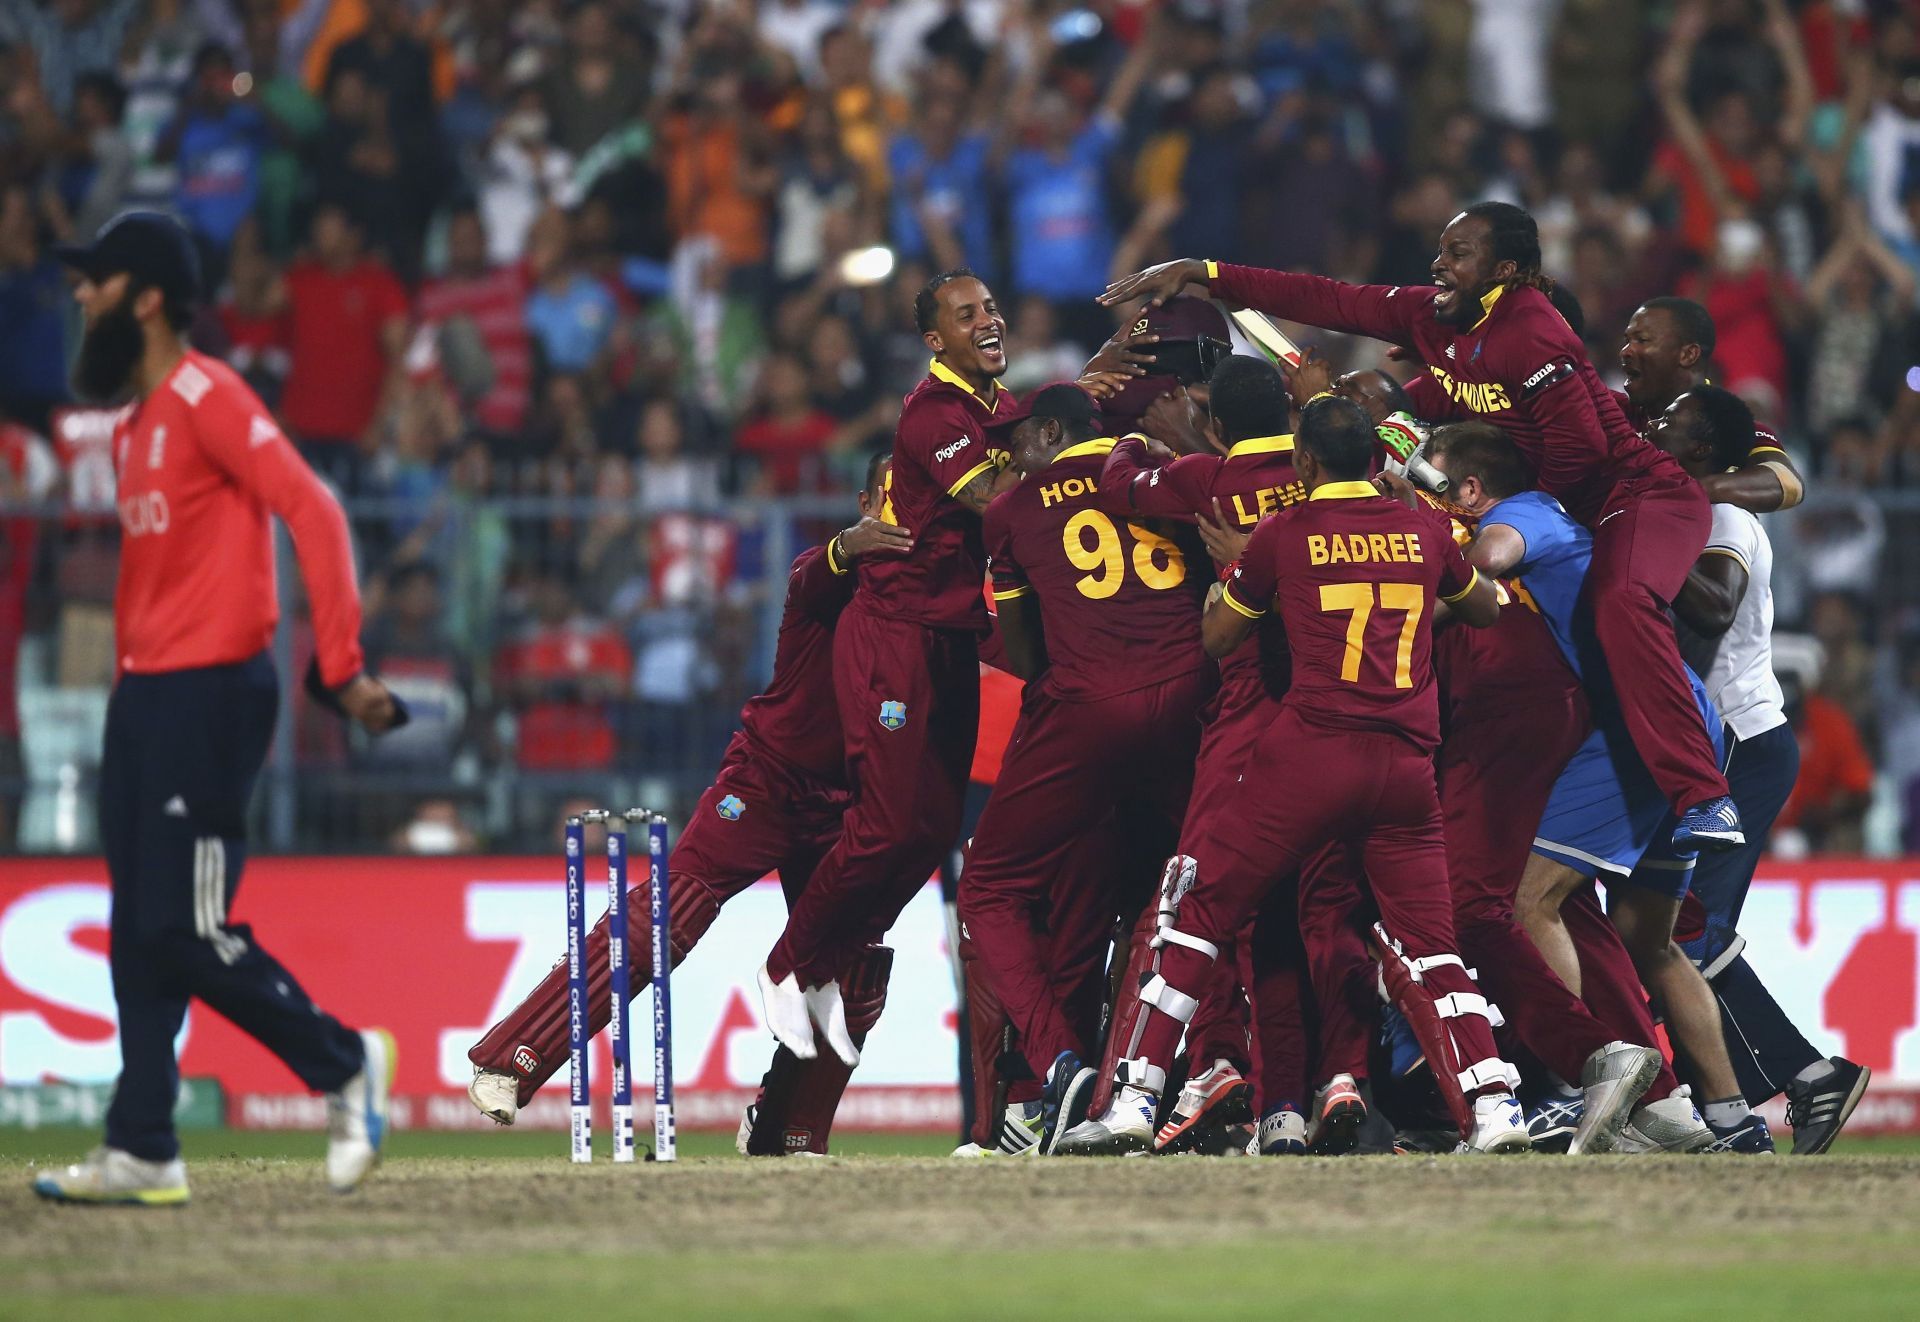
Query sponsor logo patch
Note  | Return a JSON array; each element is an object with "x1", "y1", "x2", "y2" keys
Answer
[
  {"x1": 878, "y1": 700, "x2": 907, "y2": 731},
  {"x1": 1520, "y1": 360, "x2": 1574, "y2": 395},
  {"x1": 717, "y1": 794, "x2": 745, "y2": 821},
  {"x1": 935, "y1": 437, "x2": 971, "y2": 462},
  {"x1": 513, "y1": 1046, "x2": 540, "y2": 1076},
  {"x1": 784, "y1": 1129, "x2": 812, "y2": 1152}
]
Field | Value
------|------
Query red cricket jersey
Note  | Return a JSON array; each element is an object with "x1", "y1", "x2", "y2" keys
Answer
[
  {"x1": 737, "y1": 544, "x2": 858, "y2": 782},
  {"x1": 417, "y1": 263, "x2": 533, "y2": 435},
  {"x1": 1222, "y1": 481, "x2": 1478, "y2": 753},
  {"x1": 859, "y1": 359, "x2": 1010, "y2": 632},
  {"x1": 111, "y1": 351, "x2": 365, "y2": 686},
  {"x1": 983, "y1": 438, "x2": 1209, "y2": 703},
  {"x1": 1210, "y1": 265, "x2": 1678, "y2": 526},
  {"x1": 279, "y1": 257, "x2": 409, "y2": 441},
  {"x1": 1100, "y1": 430, "x2": 1303, "y2": 713}
]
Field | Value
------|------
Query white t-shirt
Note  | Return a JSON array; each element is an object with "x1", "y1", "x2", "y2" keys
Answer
[{"x1": 1700, "y1": 504, "x2": 1787, "y2": 740}]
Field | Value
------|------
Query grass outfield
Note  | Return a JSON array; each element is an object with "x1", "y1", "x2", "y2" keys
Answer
[{"x1": 5, "y1": 1129, "x2": 1920, "y2": 1319}]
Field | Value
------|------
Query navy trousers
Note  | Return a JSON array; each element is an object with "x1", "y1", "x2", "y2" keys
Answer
[
  {"x1": 101, "y1": 653, "x2": 363, "y2": 1161},
  {"x1": 1679, "y1": 721, "x2": 1821, "y2": 1104}
]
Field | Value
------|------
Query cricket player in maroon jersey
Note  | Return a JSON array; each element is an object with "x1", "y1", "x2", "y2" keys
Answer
[
  {"x1": 757, "y1": 269, "x2": 1017, "y2": 1066},
  {"x1": 467, "y1": 458, "x2": 910, "y2": 1156},
  {"x1": 1058, "y1": 397, "x2": 1529, "y2": 1156},
  {"x1": 1088, "y1": 354, "x2": 1318, "y2": 1155},
  {"x1": 1421, "y1": 424, "x2": 1677, "y2": 1153},
  {"x1": 1101, "y1": 202, "x2": 1746, "y2": 851},
  {"x1": 1617, "y1": 296, "x2": 1805, "y2": 513},
  {"x1": 956, "y1": 384, "x2": 1215, "y2": 1154},
  {"x1": 35, "y1": 214, "x2": 403, "y2": 1205}
]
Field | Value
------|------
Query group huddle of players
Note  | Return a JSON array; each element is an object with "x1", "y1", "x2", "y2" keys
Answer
[{"x1": 462, "y1": 201, "x2": 1871, "y2": 1160}]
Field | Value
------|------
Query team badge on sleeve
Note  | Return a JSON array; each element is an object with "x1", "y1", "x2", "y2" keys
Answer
[
  {"x1": 878, "y1": 700, "x2": 908, "y2": 731},
  {"x1": 717, "y1": 794, "x2": 746, "y2": 821}
]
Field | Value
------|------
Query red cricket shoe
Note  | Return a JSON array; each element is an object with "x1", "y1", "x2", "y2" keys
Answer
[
  {"x1": 1154, "y1": 1059, "x2": 1254, "y2": 1154},
  {"x1": 1309, "y1": 1073, "x2": 1366, "y2": 1154}
]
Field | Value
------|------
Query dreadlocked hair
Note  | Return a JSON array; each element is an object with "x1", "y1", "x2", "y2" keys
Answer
[{"x1": 1460, "y1": 201, "x2": 1555, "y2": 295}]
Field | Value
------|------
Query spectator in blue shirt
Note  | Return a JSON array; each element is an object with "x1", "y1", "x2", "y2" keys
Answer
[
  {"x1": 160, "y1": 43, "x2": 270, "y2": 283},
  {"x1": 0, "y1": 184, "x2": 70, "y2": 426},
  {"x1": 886, "y1": 94, "x2": 993, "y2": 281}
]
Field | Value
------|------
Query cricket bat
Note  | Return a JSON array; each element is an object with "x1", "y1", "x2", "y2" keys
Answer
[{"x1": 1228, "y1": 308, "x2": 1449, "y2": 495}]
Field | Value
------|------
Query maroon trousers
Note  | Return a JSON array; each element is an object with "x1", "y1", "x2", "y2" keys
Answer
[
  {"x1": 766, "y1": 601, "x2": 979, "y2": 986},
  {"x1": 1582, "y1": 472, "x2": 1729, "y2": 814},
  {"x1": 959, "y1": 670, "x2": 1208, "y2": 1079},
  {"x1": 470, "y1": 734, "x2": 843, "y2": 1105},
  {"x1": 1440, "y1": 693, "x2": 1627, "y2": 1085}
]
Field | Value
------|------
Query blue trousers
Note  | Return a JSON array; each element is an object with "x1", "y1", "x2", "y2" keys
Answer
[
  {"x1": 101, "y1": 653, "x2": 363, "y2": 1161},
  {"x1": 1679, "y1": 721, "x2": 1820, "y2": 1104}
]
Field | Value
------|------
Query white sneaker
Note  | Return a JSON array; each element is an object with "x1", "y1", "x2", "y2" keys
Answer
[
  {"x1": 736, "y1": 1094, "x2": 761, "y2": 1156},
  {"x1": 1460, "y1": 1093, "x2": 1531, "y2": 1154},
  {"x1": 32, "y1": 1146, "x2": 189, "y2": 1206},
  {"x1": 468, "y1": 1068, "x2": 519, "y2": 1126},
  {"x1": 1616, "y1": 1086, "x2": 1714, "y2": 1154},
  {"x1": 1053, "y1": 1086, "x2": 1157, "y2": 1155},
  {"x1": 327, "y1": 1028, "x2": 397, "y2": 1192},
  {"x1": 951, "y1": 1141, "x2": 990, "y2": 1158},
  {"x1": 803, "y1": 978, "x2": 860, "y2": 1068},
  {"x1": 1569, "y1": 1042, "x2": 1662, "y2": 1155},
  {"x1": 757, "y1": 965, "x2": 817, "y2": 1060},
  {"x1": 1249, "y1": 1109, "x2": 1308, "y2": 1156}
]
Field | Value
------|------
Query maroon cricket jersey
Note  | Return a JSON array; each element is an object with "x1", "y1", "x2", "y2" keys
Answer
[
  {"x1": 1615, "y1": 389, "x2": 1787, "y2": 465},
  {"x1": 1209, "y1": 265, "x2": 1681, "y2": 526},
  {"x1": 984, "y1": 439, "x2": 1210, "y2": 702},
  {"x1": 1222, "y1": 481, "x2": 1479, "y2": 753},
  {"x1": 859, "y1": 359, "x2": 1011, "y2": 632},
  {"x1": 737, "y1": 545, "x2": 856, "y2": 782},
  {"x1": 1100, "y1": 431, "x2": 1304, "y2": 713}
]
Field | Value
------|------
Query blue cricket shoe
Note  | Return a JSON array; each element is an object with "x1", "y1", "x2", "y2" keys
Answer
[{"x1": 1672, "y1": 795, "x2": 1745, "y2": 851}]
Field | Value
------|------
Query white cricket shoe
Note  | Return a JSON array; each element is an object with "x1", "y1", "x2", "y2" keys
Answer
[
  {"x1": 803, "y1": 978, "x2": 860, "y2": 1068},
  {"x1": 1460, "y1": 1093, "x2": 1531, "y2": 1154},
  {"x1": 1053, "y1": 1086, "x2": 1158, "y2": 1156},
  {"x1": 327, "y1": 1028, "x2": 396, "y2": 1192},
  {"x1": 1249, "y1": 1108, "x2": 1309, "y2": 1156},
  {"x1": 951, "y1": 1141, "x2": 990, "y2": 1158},
  {"x1": 469, "y1": 1068, "x2": 519, "y2": 1126},
  {"x1": 32, "y1": 1147, "x2": 189, "y2": 1206},
  {"x1": 1615, "y1": 1086, "x2": 1714, "y2": 1154},
  {"x1": 757, "y1": 965, "x2": 817, "y2": 1060},
  {"x1": 1569, "y1": 1041, "x2": 1662, "y2": 1155}
]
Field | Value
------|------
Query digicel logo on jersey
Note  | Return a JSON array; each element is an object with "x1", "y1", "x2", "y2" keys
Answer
[{"x1": 1426, "y1": 365, "x2": 1512, "y2": 415}]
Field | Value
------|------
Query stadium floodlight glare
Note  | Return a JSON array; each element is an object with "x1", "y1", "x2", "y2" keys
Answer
[{"x1": 838, "y1": 246, "x2": 896, "y2": 287}]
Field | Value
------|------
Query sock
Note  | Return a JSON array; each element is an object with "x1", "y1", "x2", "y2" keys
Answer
[
  {"x1": 1704, "y1": 1097, "x2": 1749, "y2": 1129},
  {"x1": 1794, "y1": 1059, "x2": 1836, "y2": 1086}
]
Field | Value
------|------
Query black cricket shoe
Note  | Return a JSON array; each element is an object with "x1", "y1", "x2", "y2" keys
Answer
[
  {"x1": 1039, "y1": 1050, "x2": 1097, "y2": 1156},
  {"x1": 1786, "y1": 1058, "x2": 1871, "y2": 1155}
]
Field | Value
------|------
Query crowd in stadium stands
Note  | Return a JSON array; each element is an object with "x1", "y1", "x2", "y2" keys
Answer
[{"x1": 2, "y1": 0, "x2": 1920, "y2": 852}]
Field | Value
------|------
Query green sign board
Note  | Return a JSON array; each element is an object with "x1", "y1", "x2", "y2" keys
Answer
[{"x1": 0, "y1": 1078, "x2": 225, "y2": 1130}]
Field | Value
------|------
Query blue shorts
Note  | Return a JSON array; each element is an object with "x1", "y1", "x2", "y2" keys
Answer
[{"x1": 1531, "y1": 672, "x2": 1724, "y2": 897}]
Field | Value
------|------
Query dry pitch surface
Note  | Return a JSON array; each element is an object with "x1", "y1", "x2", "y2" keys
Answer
[{"x1": 5, "y1": 1131, "x2": 1920, "y2": 1320}]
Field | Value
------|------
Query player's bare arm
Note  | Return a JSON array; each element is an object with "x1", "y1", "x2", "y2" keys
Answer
[
  {"x1": 951, "y1": 464, "x2": 1013, "y2": 517},
  {"x1": 1100, "y1": 258, "x2": 1210, "y2": 309},
  {"x1": 837, "y1": 516, "x2": 914, "y2": 559},
  {"x1": 1467, "y1": 523, "x2": 1526, "y2": 579},
  {"x1": 1200, "y1": 586, "x2": 1256, "y2": 658},
  {"x1": 1703, "y1": 453, "x2": 1804, "y2": 513},
  {"x1": 1449, "y1": 569, "x2": 1502, "y2": 628},
  {"x1": 1671, "y1": 550, "x2": 1749, "y2": 638},
  {"x1": 1082, "y1": 323, "x2": 1161, "y2": 379},
  {"x1": 993, "y1": 593, "x2": 1048, "y2": 680}
]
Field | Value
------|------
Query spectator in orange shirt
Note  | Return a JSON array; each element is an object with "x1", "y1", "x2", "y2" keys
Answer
[
  {"x1": 661, "y1": 69, "x2": 777, "y2": 271},
  {"x1": 1778, "y1": 676, "x2": 1875, "y2": 854},
  {"x1": 494, "y1": 570, "x2": 632, "y2": 771}
]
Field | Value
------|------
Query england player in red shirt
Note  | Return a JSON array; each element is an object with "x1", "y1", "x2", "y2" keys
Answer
[
  {"x1": 957, "y1": 383, "x2": 1215, "y2": 1153},
  {"x1": 758, "y1": 270, "x2": 1017, "y2": 1065},
  {"x1": 1102, "y1": 202, "x2": 1747, "y2": 852},
  {"x1": 1058, "y1": 397, "x2": 1528, "y2": 1156},
  {"x1": 35, "y1": 214, "x2": 403, "y2": 1205},
  {"x1": 466, "y1": 457, "x2": 911, "y2": 1157}
]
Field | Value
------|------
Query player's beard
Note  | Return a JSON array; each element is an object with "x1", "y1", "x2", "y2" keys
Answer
[{"x1": 73, "y1": 293, "x2": 146, "y2": 404}]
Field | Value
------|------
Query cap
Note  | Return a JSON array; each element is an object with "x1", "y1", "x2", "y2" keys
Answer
[
  {"x1": 55, "y1": 211, "x2": 202, "y2": 309},
  {"x1": 986, "y1": 382, "x2": 1101, "y2": 436}
]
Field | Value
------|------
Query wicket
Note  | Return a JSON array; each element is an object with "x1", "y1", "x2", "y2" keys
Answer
[{"x1": 565, "y1": 810, "x2": 674, "y2": 1163}]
